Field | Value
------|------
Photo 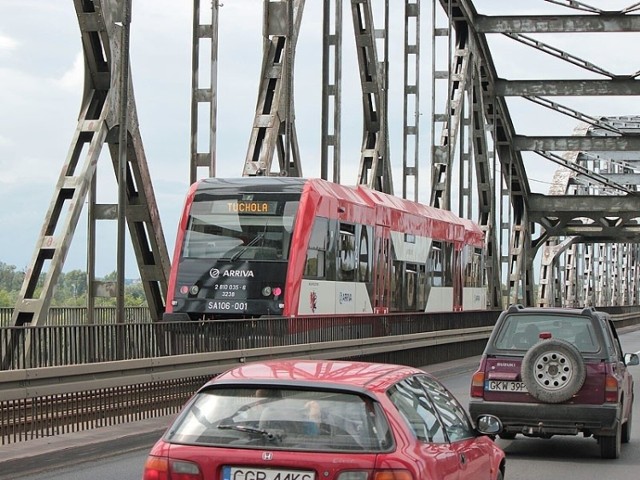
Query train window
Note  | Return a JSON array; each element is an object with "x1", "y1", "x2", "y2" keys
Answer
[
  {"x1": 282, "y1": 200, "x2": 298, "y2": 233},
  {"x1": 358, "y1": 225, "x2": 372, "y2": 283},
  {"x1": 308, "y1": 217, "x2": 329, "y2": 250},
  {"x1": 338, "y1": 223, "x2": 356, "y2": 282},
  {"x1": 417, "y1": 265, "x2": 427, "y2": 310},
  {"x1": 429, "y1": 242, "x2": 443, "y2": 287},
  {"x1": 405, "y1": 264, "x2": 417, "y2": 310},
  {"x1": 404, "y1": 264, "x2": 418, "y2": 310},
  {"x1": 405, "y1": 233, "x2": 416, "y2": 244},
  {"x1": 391, "y1": 261, "x2": 402, "y2": 311},
  {"x1": 442, "y1": 242, "x2": 454, "y2": 288},
  {"x1": 305, "y1": 250, "x2": 325, "y2": 278},
  {"x1": 463, "y1": 245, "x2": 483, "y2": 287},
  {"x1": 304, "y1": 218, "x2": 329, "y2": 279}
]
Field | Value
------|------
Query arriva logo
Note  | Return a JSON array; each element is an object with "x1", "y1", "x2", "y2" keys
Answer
[
  {"x1": 209, "y1": 268, "x2": 254, "y2": 278},
  {"x1": 224, "y1": 270, "x2": 255, "y2": 277}
]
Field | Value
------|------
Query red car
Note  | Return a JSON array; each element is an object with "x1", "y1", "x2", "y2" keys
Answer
[{"x1": 143, "y1": 359, "x2": 505, "y2": 480}]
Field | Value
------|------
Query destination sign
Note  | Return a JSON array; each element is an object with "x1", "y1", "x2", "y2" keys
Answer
[{"x1": 226, "y1": 200, "x2": 277, "y2": 214}]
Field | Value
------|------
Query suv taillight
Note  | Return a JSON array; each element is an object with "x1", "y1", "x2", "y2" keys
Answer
[
  {"x1": 143, "y1": 456, "x2": 203, "y2": 480},
  {"x1": 471, "y1": 370, "x2": 485, "y2": 398},
  {"x1": 605, "y1": 374, "x2": 619, "y2": 403}
]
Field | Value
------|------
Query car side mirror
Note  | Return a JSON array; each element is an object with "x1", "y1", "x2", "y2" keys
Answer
[
  {"x1": 624, "y1": 353, "x2": 639, "y2": 366},
  {"x1": 476, "y1": 414, "x2": 503, "y2": 435}
]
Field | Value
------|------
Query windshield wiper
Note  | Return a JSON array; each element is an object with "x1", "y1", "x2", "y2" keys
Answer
[
  {"x1": 218, "y1": 423, "x2": 282, "y2": 442},
  {"x1": 230, "y1": 232, "x2": 265, "y2": 261}
]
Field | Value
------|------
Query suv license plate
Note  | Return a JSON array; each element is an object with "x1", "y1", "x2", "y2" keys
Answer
[
  {"x1": 223, "y1": 467, "x2": 316, "y2": 480},
  {"x1": 486, "y1": 380, "x2": 527, "y2": 393}
]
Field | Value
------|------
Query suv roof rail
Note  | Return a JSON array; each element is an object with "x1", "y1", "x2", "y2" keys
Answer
[
  {"x1": 580, "y1": 306, "x2": 597, "y2": 316},
  {"x1": 507, "y1": 304, "x2": 525, "y2": 313}
]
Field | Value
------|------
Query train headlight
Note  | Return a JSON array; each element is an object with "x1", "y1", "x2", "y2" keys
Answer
[
  {"x1": 189, "y1": 285, "x2": 200, "y2": 295},
  {"x1": 273, "y1": 287, "x2": 282, "y2": 297},
  {"x1": 262, "y1": 286, "x2": 272, "y2": 297}
]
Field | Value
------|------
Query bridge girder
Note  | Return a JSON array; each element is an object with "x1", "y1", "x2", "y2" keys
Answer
[
  {"x1": 529, "y1": 194, "x2": 640, "y2": 244},
  {"x1": 9, "y1": 0, "x2": 170, "y2": 332},
  {"x1": 435, "y1": 0, "x2": 640, "y2": 307}
]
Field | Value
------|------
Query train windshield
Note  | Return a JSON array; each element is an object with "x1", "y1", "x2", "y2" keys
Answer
[{"x1": 182, "y1": 192, "x2": 300, "y2": 261}]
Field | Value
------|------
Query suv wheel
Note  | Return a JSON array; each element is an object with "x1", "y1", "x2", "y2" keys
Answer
[
  {"x1": 600, "y1": 423, "x2": 621, "y2": 459},
  {"x1": 521, "y1": 339, "x2": 586, "y2": 404}
]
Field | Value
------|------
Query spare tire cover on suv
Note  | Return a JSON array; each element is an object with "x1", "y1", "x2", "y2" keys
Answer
[{"x1": 521, "y1": 338, "x2": 586, "y2": 404}]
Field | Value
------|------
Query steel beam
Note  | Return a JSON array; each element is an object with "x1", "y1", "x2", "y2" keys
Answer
[
  {"x1": 9, "y1": 0, "x2": 170, "y2": 331},
  {"x1": 430, "y1": 20, "x2": 471, "y2": 210},
  {"x1": 470, "y1": 61, "x2": 501, "y2": 308},
  {"x1": 475, "y1": 15, "x2": 640, "y2": 33},
  {"x1": 243, "y1": 0, "x2": 305, "y2": 177},
  {"x1": 402, "y1": 0, "x2": 420, "y2": 201},
  {"x1": 350, "y1": 0, "x2": 393, "y2": 194},
  {"x1": 321, "y1": 0, "x2": 343, "y2": 183},
  {"x1": 189, "y1": 0, "x2": 219, "y2": 182},
  {"x1": 528, "y1": 193, "x2": 640, "y2": 242},
  {"x1": 495, "y1": 79, "x2": 640, "y2": 96},
  {"x1": 513, "y1": 136, "x2": 640, "y2": 151}
]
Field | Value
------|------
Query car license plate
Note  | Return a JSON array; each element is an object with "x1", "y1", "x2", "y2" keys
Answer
[
  {"x1": 486, "y1": 380, "x2": 527, "y2": 393},
  {"x1": 223, "y1": 466, "x2": 316, "y2": 480}
]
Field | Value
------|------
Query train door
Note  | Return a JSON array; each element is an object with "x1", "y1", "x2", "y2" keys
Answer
[{"x1": 373, "y1": 226, "x2": 391, "y2": 314}]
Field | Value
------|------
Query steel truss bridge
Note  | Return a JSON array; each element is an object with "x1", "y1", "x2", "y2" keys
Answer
[{"x1": 10, "y1": 0, "x2": 640, "y2": 328}]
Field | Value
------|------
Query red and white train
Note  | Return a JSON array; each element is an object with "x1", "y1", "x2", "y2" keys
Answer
[{"x1": 164, "y1": 177, "x2": 486, "y2": 321}]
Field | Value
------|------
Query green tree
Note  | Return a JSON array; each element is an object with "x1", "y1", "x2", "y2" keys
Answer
[
  {"x1": 0, "y1": 262, "x2": 25, "y2": 292},
  {"x1": 0, "y1": 262, "x2": 148, "y2": 307},
  {"x1": 0, "y1": 289, "x2": 14, "y2": 307}
]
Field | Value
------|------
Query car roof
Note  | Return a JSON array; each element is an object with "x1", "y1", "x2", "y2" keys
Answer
[{"x1": 204, "y1": 359, "x2": 424, "y2": 394}]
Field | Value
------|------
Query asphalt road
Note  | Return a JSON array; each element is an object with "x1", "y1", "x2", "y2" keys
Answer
[{"x1": 6, "y1": 327, "x2": 640, "y2": 480}]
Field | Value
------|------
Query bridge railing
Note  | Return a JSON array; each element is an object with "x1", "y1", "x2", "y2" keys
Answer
[
  {"x1": 0, "y1": 311, "x2": 498, "y2": 370},
  {"x1": 0, "y1": 306, "x2": 152, "y2": 327},
  {"x1": 2, "y1": 306, "x2": 639, "y2": 371}
]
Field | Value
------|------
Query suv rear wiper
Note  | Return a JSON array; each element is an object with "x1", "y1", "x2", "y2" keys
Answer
[{"x1": 218, "y1": 423, "x2": 282, "y2": 442}]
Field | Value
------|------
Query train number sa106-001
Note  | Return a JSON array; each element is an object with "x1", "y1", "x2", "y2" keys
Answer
[{"x1": 207, "y1": 301, "x2": 248, "y2": 311}]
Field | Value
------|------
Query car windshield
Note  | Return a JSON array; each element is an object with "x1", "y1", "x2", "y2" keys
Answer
[
  {"x1": 493, "y1": 314, "x2": 600, "y2": 353},
  {"x1": 165, "y1": 387, "x2": 393, "y2": 452}
]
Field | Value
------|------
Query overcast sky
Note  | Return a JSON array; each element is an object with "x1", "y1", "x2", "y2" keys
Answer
[{"x1": 1, "y1": 0, "x2": 638, "y2": 278}]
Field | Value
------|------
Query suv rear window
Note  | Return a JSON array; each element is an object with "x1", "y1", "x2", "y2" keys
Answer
[
  {"x1": 166, "y1": 387, "x2": 393, "y2": 452},
  {"x1": 493, "y1": 313, "x2": 599, "y2": 353}
]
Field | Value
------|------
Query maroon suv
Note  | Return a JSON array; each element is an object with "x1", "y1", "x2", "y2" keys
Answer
[{"x1": 469, "y1": 305, "x2": 639, "y2": 459}]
